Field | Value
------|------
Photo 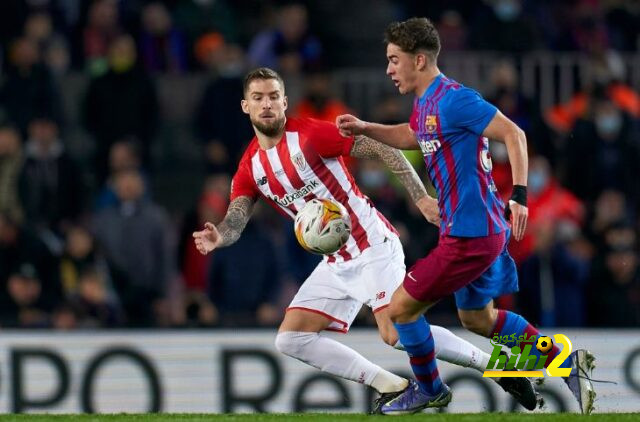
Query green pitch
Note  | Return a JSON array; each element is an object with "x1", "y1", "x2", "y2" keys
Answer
[{"x1": 0, "y1": 414, "x2": 637, "y2": 422}]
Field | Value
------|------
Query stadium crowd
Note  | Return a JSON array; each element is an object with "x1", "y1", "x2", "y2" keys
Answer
[{"x1": 0, "y1": 0, "x2": 638, "y2": 329}]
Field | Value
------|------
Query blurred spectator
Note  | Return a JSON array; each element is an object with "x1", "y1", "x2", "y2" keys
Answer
[
  {"x1": 84, "y1": 34, "x2": 158, "y2": 184},
  {"x1": 0, "y1": 126, "x2": 24, "y2": 222},
  {"x1": 178, "y1": 174, "x2": 229, "y2": 293},
  {"x1": 93, "y1": 169, "x2": 174, "y2": 326},
  {"x1": 292, "y1": 70, "x2": 351, "y2": 122},
  {"x1": 0, "y1": 37, "x2": 62, "y2": 136},
  {"x1": 519, "y1": 221, "x2": 589, "y2": 327},
  {"x1": 248, "y1": 3, "x2": 323, "y2": 74},
  {"x1": 509, "y1": 156, "x2": 585, "y2": 264},
  {"x1": 68, "y1": 268, "x2": 122, "y2": 327},
  {"x1": 23, "y1": 11, "x2": 71, "y2": 76},
  {"x1": 207, "y1": 213, "x2": 282, "y2": 327},
  {"x1": 435, "y1": 10, "x2": 467, "y2": 51},
  {"x1": 83, "y1": 0, "x2": 122, "y2": 75},
  {"x1": 18, "y1": 115, "x2": 83, "y2": 238},
  {"x1": 95, "y1": 139, "x2": 149, "y2": 210},
  {"x1": 0, "y1": 212, "x2": 63, "y2": 318},
  {"x1": 587, "y1": 223, "x2": 640, "y2": 327},
  {"x1": 139, "y1": 2, "x2": 188, "y2": 73},
  {"x1": 468, "y1": 0, "x2": 542, "y2": 52},
  {"x1": 487, "y1": 61, "x2": 553, "y2": 162},
  {"x1": 564, "y1": 96, "x2": 640, "y2": 204},
  {"x1": 194, "y1": 34, "x2": 252, "y2": 173},
  {"x1": 59, "y1": 224, "x2": 111, "y2": 297},
  {"x1": 586, "y1": 190, "x2": 631, "y2": 249},
  {"x1": 0, "y1": 263, "x2": 50, "y2": 327},
  {"x1": 545, "y1": 51, "x2": 640, "y2": 134}
]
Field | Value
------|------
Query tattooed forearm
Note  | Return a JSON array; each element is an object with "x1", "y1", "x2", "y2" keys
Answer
[
  {"x1": 217, "y1": 196, "x2": 254, "y2": 247},
  {"x1": 350, "y1": 135, "x2": 427, "y2": 203}
]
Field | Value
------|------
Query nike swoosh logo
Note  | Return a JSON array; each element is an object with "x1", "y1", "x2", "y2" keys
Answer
[{"x1": 407, "y1": 271, "x2": 417, "y2": 282}]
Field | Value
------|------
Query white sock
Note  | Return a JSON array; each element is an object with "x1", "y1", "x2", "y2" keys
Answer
[
  {"x1": 395, "y1": 325, "x2": 490, "y2": 373},
  {"x1": 276, "y1": 331, "x2": 407, "y2": 393}
]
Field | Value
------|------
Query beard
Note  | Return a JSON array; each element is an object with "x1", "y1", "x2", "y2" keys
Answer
[{"x1": 251, "y1": 115, "x2": 286, "y2": 137}]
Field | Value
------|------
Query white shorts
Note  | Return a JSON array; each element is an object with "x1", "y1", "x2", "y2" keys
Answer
[{"x1": 287, "y1": 236, "x2": 405, "y2": 333}]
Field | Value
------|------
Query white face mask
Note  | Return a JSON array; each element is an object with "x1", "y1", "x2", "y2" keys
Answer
[{"x1": 595, "y1": 112, "x2": 623, "y2": 139}]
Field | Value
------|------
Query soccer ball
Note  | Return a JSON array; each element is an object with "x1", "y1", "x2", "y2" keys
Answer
[
  {"x1": 294, "y1": 198, "x2": 351, "y2": 255},
  {"x1": 536, "y1": 336, "x2": 554, "y2": 354}
]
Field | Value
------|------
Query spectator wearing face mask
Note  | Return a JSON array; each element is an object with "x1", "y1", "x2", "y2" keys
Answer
[
  {"x1": 509, "y1": 156, "x2": 585, "y2": 264},
  {"x1": 564, "y1": 95, "x2": 639, "y2": 205}
]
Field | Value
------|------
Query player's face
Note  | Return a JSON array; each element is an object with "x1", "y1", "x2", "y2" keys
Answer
[
  {"x1": 386, "y1": 43, "x2": 420, "y2": 95},
  {"x1": 241, "y1": 79, "x2": 288, "y2": 137}
]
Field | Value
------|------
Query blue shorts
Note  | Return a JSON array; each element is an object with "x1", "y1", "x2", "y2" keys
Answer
[{"x1": 454, "y1": 231, "x2": 519, "y2": 310}]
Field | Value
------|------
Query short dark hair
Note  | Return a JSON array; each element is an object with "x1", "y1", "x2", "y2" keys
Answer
[
  {"x1": 384, "y1": 17, "x2": 440, "y2": 62},
  {"x1": 243, "y1": 67, "x2": 285, "y2": 95}
]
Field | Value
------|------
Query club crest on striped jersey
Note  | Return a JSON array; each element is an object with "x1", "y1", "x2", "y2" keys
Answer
[
  {"x1": 292, "y1": 152, "x2": 307, "y2": 171},
  {"x1": 425, "y1": 115, "x2": 437, "y2": 133}
]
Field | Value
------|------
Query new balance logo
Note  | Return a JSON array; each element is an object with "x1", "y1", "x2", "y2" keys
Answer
[
  {"x1": 256, "y1": 176, "x2": 268, "y2": 186},
  {"x1": 376, "y1": 291, "x2": 386, "y2": 300}
]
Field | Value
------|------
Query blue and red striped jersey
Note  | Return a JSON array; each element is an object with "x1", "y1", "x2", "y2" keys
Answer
[{"x1": 410, "y1": 74, "x2": 508, "y2": 237}]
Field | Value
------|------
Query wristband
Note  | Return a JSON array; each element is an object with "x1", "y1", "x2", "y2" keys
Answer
[{"x1": 510, "y1": 185, "x2": 527, "y2": 207}]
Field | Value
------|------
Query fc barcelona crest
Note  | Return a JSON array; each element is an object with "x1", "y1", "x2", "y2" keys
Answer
[
  {"x1": 292, "y1": 152, "x2": 307, "y2": 171},
  {"x1": 425, "y1": 115, "x2": 437, "y2": 133}
]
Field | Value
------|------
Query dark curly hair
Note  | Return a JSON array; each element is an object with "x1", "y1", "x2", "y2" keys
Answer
[
  {"x1": 384, "y1": 17, "x2": 440, "y2": 63},
  {"x1": 243, "y1": 67, "x2": 285, "y2": 95}
]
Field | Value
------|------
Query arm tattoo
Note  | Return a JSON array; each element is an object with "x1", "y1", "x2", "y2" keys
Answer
[
  {"x1": 350, "y1": 135, "x2": 427, "y2": 203},
  {"x1": 217, "y1": 196, "x2": 254, "y2": 248}
]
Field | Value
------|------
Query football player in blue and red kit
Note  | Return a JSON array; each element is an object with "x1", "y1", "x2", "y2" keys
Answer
[{"x1": 337, "y1": 17, "x2": 596, "y2": 415}]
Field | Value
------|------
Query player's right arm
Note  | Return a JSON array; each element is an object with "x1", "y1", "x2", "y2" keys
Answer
[
  {"x1": 193, "y1": 196, "x2": 255, "y2": 254},
  {"x1": 336, "y1": 114, "x2": 418, "y2": 150}
]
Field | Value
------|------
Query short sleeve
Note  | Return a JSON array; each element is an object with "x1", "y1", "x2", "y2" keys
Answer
[
  {"x1": 445, "y1": 87, "x2": 497, "y2": 135},
  {"x1": 304, "y1": 118, "x2": 355, "y2": 158},
  {"x1": 230, "y1": 162, "x2": 258, "y2": 201}
]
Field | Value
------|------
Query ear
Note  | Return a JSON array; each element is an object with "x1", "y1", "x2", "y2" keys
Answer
[
  {"x1": 415, "y1": 53, "x2": 428, "y2": 71},
  {"x1": 241, "y1": 99, "x2": 249, "y2": 114},
  {"x1": 283, "y1": 95, "x2": 288, "y2": 112}
]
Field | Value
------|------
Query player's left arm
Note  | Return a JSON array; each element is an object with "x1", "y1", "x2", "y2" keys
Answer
[
  {"x1": 350, "y1": 135, "x2": 440, "y2": 226},
  {"x1": 482, "y1": 111, "x2": 528, "y2": 241}
]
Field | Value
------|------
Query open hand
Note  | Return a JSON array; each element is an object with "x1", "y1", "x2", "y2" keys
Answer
[{"x1": 192, "y1": 222, "x2": 221, "y2": 255}]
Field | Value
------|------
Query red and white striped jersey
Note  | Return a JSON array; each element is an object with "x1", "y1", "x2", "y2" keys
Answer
[{"x1": 231, "y1": 117, "x2": 398, "y2": 263}]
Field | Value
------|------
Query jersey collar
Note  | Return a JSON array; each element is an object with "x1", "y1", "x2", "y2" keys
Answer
[{"x1": 418, "y1": 73, "x2": 444, "y2": 105}]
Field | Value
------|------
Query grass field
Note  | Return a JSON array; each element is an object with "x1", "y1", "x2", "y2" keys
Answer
[{"x1": 0, "y1": 414, "x2": 637, "y2": 422}]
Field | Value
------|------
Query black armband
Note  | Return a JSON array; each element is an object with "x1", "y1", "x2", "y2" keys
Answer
[{"x1": 510, "y1": 185, "x2": 528, "y2": 207}]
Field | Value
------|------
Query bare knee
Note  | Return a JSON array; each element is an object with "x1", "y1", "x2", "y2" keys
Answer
[
  {"x1": 387, "y1": 288, "x2": 428, "y2": 324},
  {"x1": 458, "y1": 307, "x2": 498, "y2": 337},
  {"x1": 379, "y1": 328, "x2": 398, "y2": 346}
]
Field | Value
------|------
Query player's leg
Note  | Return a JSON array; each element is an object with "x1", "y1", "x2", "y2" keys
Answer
[
  {"x1": 275, "y1": 264, "x2": 407, "y2": 395},
  {"x1": 374, "y1": 307, "x2": 490, "y2": 372},
  {"x1": 380, "y1": 233, "x2": 507, "y2": 414},
  {"x1": 455, "y1": 245, "x2": 595, "y2": 414}
]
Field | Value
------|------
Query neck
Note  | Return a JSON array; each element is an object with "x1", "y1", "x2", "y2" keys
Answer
[{"x1": 415, "y1": 66, "x2": 441, "y2": 97}]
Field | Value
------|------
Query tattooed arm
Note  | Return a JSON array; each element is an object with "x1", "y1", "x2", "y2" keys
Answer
[
  {"x1": 193, "y1": 196, "x2": 255, "y2": 254},
  {"x1": 350, "y1": 135, "x2": 440, "y2": 226}
]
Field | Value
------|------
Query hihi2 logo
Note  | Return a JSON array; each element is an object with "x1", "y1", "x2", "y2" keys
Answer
[{"x1": 483, "y1": 334, "x2": 572, "y2": 378}]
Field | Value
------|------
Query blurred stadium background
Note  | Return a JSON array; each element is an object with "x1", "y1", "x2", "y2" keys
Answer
[{"x1": 0, "y1": 0, "x2": 638, "y2": 415}]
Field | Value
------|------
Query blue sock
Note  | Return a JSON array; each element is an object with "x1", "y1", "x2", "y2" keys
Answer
[
  {"x1": 394, "y1": 316, "x2": 443, "y2": 395},
  {"x1": 493, "y1": 310, "x2": 572, "y2": 369}
]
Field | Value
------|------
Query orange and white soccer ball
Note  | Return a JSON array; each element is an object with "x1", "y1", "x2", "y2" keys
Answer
[{"x1": 294, "y1": 198, "x2": 351, "y2": 255}]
